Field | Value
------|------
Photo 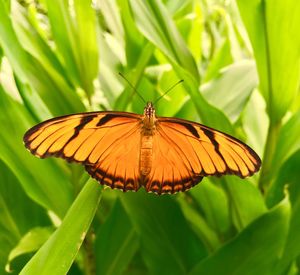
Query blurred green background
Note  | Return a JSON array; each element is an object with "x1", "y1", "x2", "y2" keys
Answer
[{"x1": 0, "y1": 0, "x2": 300, "y2": 274}]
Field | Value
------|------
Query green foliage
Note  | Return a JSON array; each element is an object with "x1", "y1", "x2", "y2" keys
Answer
[{"x1": 0, "y1": 0, "x2": 299, "y2": 274}]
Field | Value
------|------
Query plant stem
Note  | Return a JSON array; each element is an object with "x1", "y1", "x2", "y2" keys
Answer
[
  {"x1": 258, "y1": 120, "x2": 282, "y2": 194},
  {"x1": 83, "y1": 229, "x2": 96, "y2": 275}
]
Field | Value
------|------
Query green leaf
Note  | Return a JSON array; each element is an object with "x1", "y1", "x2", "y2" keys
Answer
[
  {"x1": 20, "y1": 179, "x2": 102, "y2": 275},
  {"x1": 276, "y1": 151, "x2": 300, "y2": 273},
  {"x1": 177, "y1": 191, "x2": 220, "y2": 253},
  {"x1": 0, "y1": 85, "x2": 73, "y2": 217},
  {"x1": 222, "y1": 177, "x2": 266, "y2": 231},
  {"x1": 203, "y1": 39, "x2": 233, "y2": 83},
  {"x1": 118, "y1": 0, "x2": 144, "y2": 68},
  {"x1": 189, "y1": 180, "x2": 231, "y2": 241},
  {"x1": 242, "y1": 90, "x2": 268, "y2": 158},
  {"x1": 201, "y1": 60, "x2": 258, "y2": 123},
  {"x1": 271, "y1": 111, "x2": 300, "y2": 178},
  {"x1": 73, "y1": 0, "x2": 99, "y2": 97},
  {"x1": 189, "y1": 195, "x2": 291, "y2": 275},
  {"x1": 265, "y1": 111, "x2": 300, "y2": 207},
  {"x1": 0, "y1": 160, "x2": 50, "y2": 273},
  {"x1": 129, "y1": 0, "x2": 199, "y2": 81},
  {"x1": 7, "y1": 227, "x2": 54, "y2": 268},
  {"x1": 120, "y1": 191, "x2": 207, "y2": 275},
  {"x1": 237, "y1": 0, "x2": 300, "y2": 123},
  {"x1": 95, "y1": 199, "x2": 139, "y2": 275},
  {"x1": 129, "y1": 0, "x2": 234, "y2": 134},
  {"x1": 45, "y1": 0, "x2": 80, "y2": 86},
  {"x1": 0, "y1": 0, "x2": 85, "y2": 115},
  {"x1": 114, "y1": 42, "x2": 155, "y2": 111},
  {"x1": 155, "y1": 70, "x2": 188, "y2": 117}
]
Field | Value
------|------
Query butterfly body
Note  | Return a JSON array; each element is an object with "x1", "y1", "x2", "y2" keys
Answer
[
  {"x1": 24, "y1": 103, "x2": 261, "y2": 195},
  {"x1": 139, "y1": 102, "x2": 156, "y2": 177}
]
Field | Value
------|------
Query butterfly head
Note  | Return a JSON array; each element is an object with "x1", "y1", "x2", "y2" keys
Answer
[{"x1": 143, "y1": 102, "x2": 156, "y2": 130}]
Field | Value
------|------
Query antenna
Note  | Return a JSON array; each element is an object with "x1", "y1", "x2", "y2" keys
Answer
[
  {"x1": 118, "y1": 73, "x2": 146, "y2": 104},
  {"x1": 153, "y1": 79, "x2": 184, "y2": 106}
]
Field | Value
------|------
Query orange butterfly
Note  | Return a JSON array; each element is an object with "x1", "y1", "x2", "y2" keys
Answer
[{"x1": 23, "y1": 102, "x2": 261, "y2": 194}]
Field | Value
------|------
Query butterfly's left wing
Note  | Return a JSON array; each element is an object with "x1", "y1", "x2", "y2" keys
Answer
[
  {"x1": 24, "y1": 111, "x2": 143, "y2": 191},
  {"x1": 145, "y1": 117, "x2": 261, "y2": 194}
]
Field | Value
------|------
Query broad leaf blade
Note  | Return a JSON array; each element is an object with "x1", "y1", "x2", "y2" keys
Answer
[
  {"x1": 95, "y1": 199, "x2": 139, "y2": 275},
  {"x1": 201, "y1": 60, "x2": 258, "y2": 123},
  {"x1": 237, "y1": 0, "x2": 300, "y2": 123},
  {"x1": 20, "y1": 179, "x2": 102, "y2": 275},
  {"x1": 120, "y1": 191, "x2": 207, "y2": 274},
  {"x1": 0, "y1": 85, "x2": 73, "y2": 217},
  {"x1": 189, "y1": 196, "x2": 290, "y2": 275},
  {"x1": 0, "y1": 161, "x2": 50, "y2": 274}
]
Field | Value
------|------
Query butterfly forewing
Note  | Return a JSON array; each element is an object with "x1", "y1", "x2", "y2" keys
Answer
[
  {"x1": 157, "y1": 117, "x2": 261, "y2": 178},
  {"x1": 24, "y1": 111, "x2": 144, "y2": 191}
]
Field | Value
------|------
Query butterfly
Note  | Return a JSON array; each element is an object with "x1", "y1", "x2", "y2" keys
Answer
[{"x1": 23, "y1": 102, "x2": 261, "y2": 195}]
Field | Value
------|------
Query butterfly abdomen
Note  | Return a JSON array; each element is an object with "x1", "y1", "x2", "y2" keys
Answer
[{"x1": 139, "y1": 134, "x2": 153, "y2": 176}]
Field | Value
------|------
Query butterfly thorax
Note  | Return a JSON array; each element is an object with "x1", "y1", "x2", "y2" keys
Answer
[
  {"x1": 142, "y1": 102, "x2": 157, "y2": 132},
  {"x1": 140, "y1": 102, "x2": 156, "y2": 178}
]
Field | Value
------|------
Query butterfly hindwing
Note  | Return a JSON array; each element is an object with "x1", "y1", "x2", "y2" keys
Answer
[
  {"x1": 145, "y1": 127, "x2": 203, "y2": 194},
  {"x1": 84, "y1": 119, "x2": 142, "y2": 192}
]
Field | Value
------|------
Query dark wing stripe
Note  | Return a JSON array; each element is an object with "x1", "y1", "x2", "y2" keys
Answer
[
  {"x1": 94, "y1": 120, "x2": 138, "y2": 129},
  {"x1": 63, "y1": 129, "x2": 97, "y2": 160},
  {"x1": 184, "y1": 132, "x2": 219, "y2": 175},
  {"x1": 159, "y1": 124, "x2": 222, "y2": 176},
  {"x1": 32, "y1": 125, "x2": 71, "y2": 154},
  {"x1": 162, "y1": 123, "x2": 200, "y2": 140},
  {"x1": 24, "y1": 116, "x2": 82, "y2": 143},
  {"x1": 37, "y1": 115, "x2": 97, "y2": 158},
  {"x1": 97, "y1": 114, "x2": 125, "y2": 126},
  {"x1": 201, "y1": 128, "x2": 229, "y2": 173},
  {"x1": 162, "y1": 122, "x2": 225, "y2": 152},
  {"x1": 26, "y1": 119, "x2": 77, "y2": 145},
  {"x1": 225, "y1": 142, "x2": 254, "y2": 175},
  {"x1": 60, "y1": 115, "x2": 97, "y2": 150},
  {"x1": 178, "y1": 122, "x2": 200, "y2": 138},
  {"x1": 28, "y1": 120, "x2": 78, "y2": 150},
  {"x1": 203, "y1": 125, "x2": 260, "y2": 171},
  {"x1": 223, "y1": 143, "x2": 247, "y2": 175}
]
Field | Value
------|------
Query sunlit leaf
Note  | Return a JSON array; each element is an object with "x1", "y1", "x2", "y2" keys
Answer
[
  {"x1": 7, "y1": 227, "x2": 54, "y2": 269},
  {"x1": 20, "y1": 179, "x2": 102, "y2": 275},
  {"x1": 95, "y1": 199, "x2": 139, "y2": 275},
  {"x1": 237, "y1": 0, "x2": 300, "y2": 123},
  {"x1": 120, "y1": 191, "x2": 207, "y2": 274},
  {"x1": 201, "y1": 60, "x2": 258, "y2": 123},
  {"x1": 190, "y1": 196, "x2": 290, "y2": 275}
]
